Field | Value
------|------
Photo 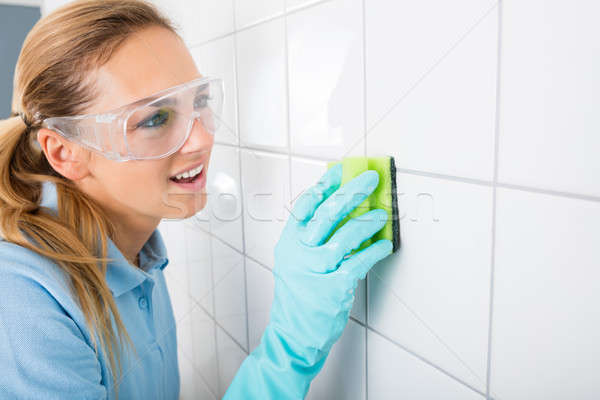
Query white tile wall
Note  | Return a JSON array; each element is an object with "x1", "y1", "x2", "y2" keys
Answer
[
  {"x1": 92, "y1": 0, "x2": 599, "y2": 398},
  {"x1": 240, "y1": 149, "x2": 290, "y2": 268},
  {"x1": 235, "y1": 17, "x2": 288, "y2": 150},
  {"x1": 497, "y1": 0, "x2": 600, "y2": 197},
  {"x1": 287, "y1": 0, "x2": 365, "y2": 159},
  {"x1": 211, "y1": 238, "x2": 247, "y2": 351},
  {"x1": 365, "y1": 0, "x2": 498, "y2": 181},
  {"x1": 368, "y1": 173, "x2": 492, "y2": 392},
  {"x1": 205, "y1": 144, "x2": 243, "y2": 251},
  {"x1": 234, "y1": 0, "x2": 285, "y2": 30},
  {"x1": 490, "y1": 188, "x2": 600, "y2": 399}
]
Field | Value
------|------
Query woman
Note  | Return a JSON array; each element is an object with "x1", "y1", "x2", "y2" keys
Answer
[{"x1": 0, "y1": 1, "x2": 392, "y2": 399}]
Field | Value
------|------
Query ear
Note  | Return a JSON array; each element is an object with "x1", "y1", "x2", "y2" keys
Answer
[{"x1": 37, "y1": 128, "x2": 91, "y2": 181}]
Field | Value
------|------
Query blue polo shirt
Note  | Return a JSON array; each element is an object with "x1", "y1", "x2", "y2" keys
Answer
[{"x1": 0, "y1": 181, "x2": 179, "y2": 399}]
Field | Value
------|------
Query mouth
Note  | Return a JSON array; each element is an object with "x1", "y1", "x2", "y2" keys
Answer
[{"x1": 169, "y1": 160, "x2": 206, "y2": 186}]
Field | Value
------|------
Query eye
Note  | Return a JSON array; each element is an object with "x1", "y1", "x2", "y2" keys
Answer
[
  {"x1": 137, "y1": 108, "x2": 173, "y2": 129},
  {"x1": 194, "y1": 94, "x2": 211, "y2": 109}
]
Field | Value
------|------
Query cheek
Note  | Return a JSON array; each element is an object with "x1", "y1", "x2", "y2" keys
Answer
[{"x1": 99, "y1": 164, "x2": 168, "y2": 209}]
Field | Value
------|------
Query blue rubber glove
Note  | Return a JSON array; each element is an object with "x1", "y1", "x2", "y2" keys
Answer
[{"x1": 223, "y1": 163, "x2": 393, "y2": 399}]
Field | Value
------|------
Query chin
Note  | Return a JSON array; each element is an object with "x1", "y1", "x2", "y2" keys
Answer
[{"x1": 160, "y1": 191, "x2": 208, "y2": 220}]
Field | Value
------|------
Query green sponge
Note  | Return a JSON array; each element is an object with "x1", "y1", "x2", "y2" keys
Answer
[{"x1": 325, "y1": 156, "x2": 400, "y2": 254}]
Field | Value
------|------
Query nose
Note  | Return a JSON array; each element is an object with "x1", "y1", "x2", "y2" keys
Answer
[{"x1": 178, "y1": 114, "x2": 214, "y2": 154}]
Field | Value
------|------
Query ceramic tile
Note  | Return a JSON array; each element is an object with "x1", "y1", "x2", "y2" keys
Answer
[
  {"x1": 368, "y1": 331, "x2": 483, "y2": 400},
  {"x1": 177, "y1": 348, "x2": 218, "y2": 400},
  {"x1": 244, "y1": 257, "x2": 274, "y2": 351},
  {"x1": 184, "y1": 225, "x2": 213, "y2": 314},
  {"x1": 490, "y1": 188, "x2": 600, "y2": 399},
  {"x1": 234, "y1": 0, "x2": 285, "y2": 29},
  {"x1": 212, "y1": 238, "x2": 248, "y2": 351},
  {"x1": 153, "y1": 0, "x2": 235, "y2": 46},
  {"x1": 307, "y1": 319, "x2": 366, "y2": 400},
  {"x1": 190, "y1": 35, "x2": 239, "y2": 145},
  {"x1": 241, "y1": 149, "x2": 290, "y2": 268},
  {"x1": 206, "y1": 144, "x2": 244, "y2": 252},
  {"x1": 236, "y1": 18, "x2": 288, "y2": 149},
  {"x1": 290, "y1": 156, "x2": 367, "y2": 323},
  {"x1": 497, "y1": 0, "x2": 600, "y2": 197},
  {"x1": 368, "y1": 173, "x2": 492, "y2": 392},
  {"x1": 216, "y1": 325, "x2": 248, "y2": 398},
  {"x1": 287, "y1": 0, "x2": 364, "y2": 159},
  {"x1": 365, "y1": 0, "x2": 498, "y2": 181},
  {"x1": 189, "y1": 305, "x2": 219, "y2": 396}
]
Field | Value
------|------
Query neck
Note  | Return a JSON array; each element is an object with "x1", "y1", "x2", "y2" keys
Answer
[
  {"x1": 111, "y1": 220, "x2": 156, "y2": 267},
  {"x1": 75, "y1": 183, "x2": 161, "y2": 267}
]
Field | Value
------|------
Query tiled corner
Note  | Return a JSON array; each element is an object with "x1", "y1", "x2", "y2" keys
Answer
[
  {"x1": 241, "y1": 150, "x2": 290, "y2": 269},
  {"x1": 287, "y1": 0, "x2": 365, "y2": 159},
  {"x1": 216, "y1": 325, "x2": 248, "y2": 398},
  {"x1": 368, "y1": 330, "x2": 483, "y2": 399},
  {"x1": 365, "y1": 0, "x2": 498, "y2": 181},
  {"x1": 212, "y1": 238, "x2": 248, "y2": 351},
  {"x1": 206, "y1": 144, "x2": 244, "y2": 252},
  {"x1": 235, "y1": 17, "x2": 288, "y2": 150},
  {"x1": 189, "y1": 305, "x2": 219, "y2": 397},
  {"x1": 234, "y1": 0, "x2": 285, "y2": 30},
  {"x1": 307, "y1": 319, "x2": 367, "y2": 400},
  {"x1": 497, "y1": 0, "x2": 600, "y2": 197},
  {"x1": 290, "y1": 156, "x2": 367, "y2": 323},
  {"x1": 245, "y1": 257, "x2": 274, "y2": 352},
  {"x1": 368, "y1": 173, "x2": 492, "y2": 392},
  {"x1": 184, "y1": 224, "x2": 214, "y2": 314},
  {"x1": 490, "y1": 188, "x2": 600, "y2": 399},
  {"x1": 190, "y1": 35, "x2": 239, "y2": 145}
]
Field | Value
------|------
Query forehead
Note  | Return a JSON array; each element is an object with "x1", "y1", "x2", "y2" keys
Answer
[{"x1": 90, "y1": 25, "x2": 203, "y2": 113}]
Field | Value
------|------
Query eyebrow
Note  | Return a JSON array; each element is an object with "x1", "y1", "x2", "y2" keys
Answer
[{"x1": 149, "y1": 84, "x2": 210, "y2": 107}]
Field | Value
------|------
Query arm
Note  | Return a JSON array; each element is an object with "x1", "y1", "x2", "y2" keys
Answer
[
  {"x1": 223, "y1": 164, "x2": 392, "y2": 399},
  {"x1": 0, "y1": 267, "x2": 107, "y2": 399}
]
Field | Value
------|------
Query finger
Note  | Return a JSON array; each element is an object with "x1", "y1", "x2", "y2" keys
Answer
[
  {"x1": 289, "y1": 163, "x2": 342, "y2": 223},
  {"x1": 336, "y1": 239, "x2": 392, "y2": 282},
  {"x1": 301, "y1": 169, "x2": 379, "y2": 246},
  {"x1": 323, "y1": 208, "x2": 388, "y2": 261}
]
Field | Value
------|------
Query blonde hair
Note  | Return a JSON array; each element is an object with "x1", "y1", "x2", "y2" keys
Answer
[{"x1": 0, "y1": 0, "x2": 179, "y2": 396}]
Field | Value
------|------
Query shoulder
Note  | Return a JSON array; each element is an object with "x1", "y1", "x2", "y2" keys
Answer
[
  {"x1": 0, "y1": 239, "x2": 89, "y2": 337},
  {"x1": 0, "y1": 239, "x2": 73, "y2": 299},
  {"x1": 0, "y1": 239, "x2": 107, "y2": 399}
]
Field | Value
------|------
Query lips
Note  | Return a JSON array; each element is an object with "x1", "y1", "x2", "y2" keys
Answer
[{"x1": 169, "y1": 160, "x2": 205, "y2": 182}]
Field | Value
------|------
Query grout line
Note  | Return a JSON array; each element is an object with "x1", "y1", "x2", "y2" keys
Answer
[
  {"x1": 178, "y1": 348, "x2": 219, "y2": 399},
  {"x1": 207, "y1": 227, "x2": 221, "y2": 394},
  {"x1": 217, "y1": 139, "x2": 600, "y2": 203},
  {"x1": 190, "y1": 292, "x2": 250, "y2": 357},
  {"x1": 231, "y1": 1, "x2": 252, "y2": 358},
  {"x1": 365, "y1": 324, "x2": 488, "y2": 398},
  {"x1": 486, "y1": 1, "x2": 503, "y2": 398},
  {"x1": 496, "y1": 182, "x2": 600, "y2": 203},
  {"x1": 283, "y1": 0, "x2": 294, "y2": 231},
  {"x1": 361, "y1": 0, "x2": 369, "y2": 397},
  {"x1": 186, "y1": 0, "x2": 336, "y2": 50}
]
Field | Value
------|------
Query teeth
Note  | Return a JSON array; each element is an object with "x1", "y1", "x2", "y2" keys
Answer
[{"x1": 174, "y1": 164, "x2": 204, "y2": 180}]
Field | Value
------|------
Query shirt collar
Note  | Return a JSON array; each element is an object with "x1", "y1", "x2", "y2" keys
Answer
[{"x1": 40, "y1": 181, "x2": 170, "y2": 297}]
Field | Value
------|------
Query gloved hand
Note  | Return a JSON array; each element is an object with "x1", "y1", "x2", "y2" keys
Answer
[{"x1": 223, "y1": 163, "x2": 393, "y2": 400}]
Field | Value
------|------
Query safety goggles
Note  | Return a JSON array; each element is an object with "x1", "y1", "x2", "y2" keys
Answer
[{"x1": 40, "y1": 76, "x2": 224, "y2": 161}]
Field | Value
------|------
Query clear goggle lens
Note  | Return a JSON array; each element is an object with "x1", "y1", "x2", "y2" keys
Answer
[{"x1": 124, "y1": 79, "x2": 223, "y2": 159}]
